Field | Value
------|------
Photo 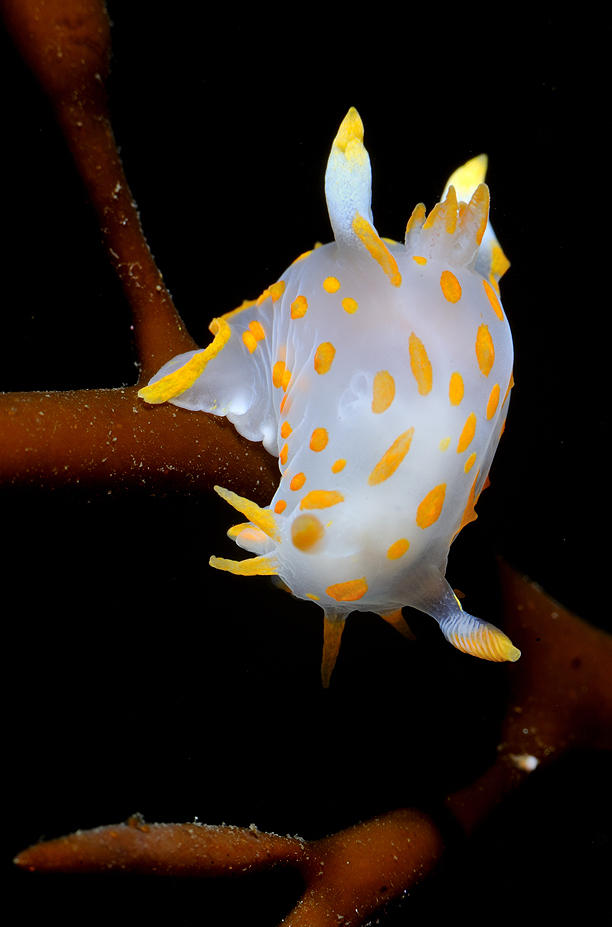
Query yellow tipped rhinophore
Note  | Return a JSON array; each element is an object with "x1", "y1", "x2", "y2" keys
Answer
[
  {"x1": 325, "y1": 107, "x2": 374, "y2": 244},
  {"x1": 138, "y1": 318, "x2": 231, "y2": 404},
  {"x1": 443, "y1": 153, "x2": 488, "y2": 202},
  {"x1": 214, "y1": 485, "x2": 279, "y2": 541}
]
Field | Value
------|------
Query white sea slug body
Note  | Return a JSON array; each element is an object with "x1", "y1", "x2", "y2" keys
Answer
[{"x1": 139, "y1": 108, "x2": 519, "y2": 685}]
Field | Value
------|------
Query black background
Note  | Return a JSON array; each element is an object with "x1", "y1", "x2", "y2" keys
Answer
[{"x1": 3, "y1": 5, "x2": 610, "y2": 925}]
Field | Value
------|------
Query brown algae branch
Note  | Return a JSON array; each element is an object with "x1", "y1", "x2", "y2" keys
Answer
[
  {"x1": 0, "y1": 387, "x2": 277, "y2": 496},
  {"x1": 0, "y1": 0, "x2": 197, "y2": 378},
  {"x1": 15, "y1": 810, "x2": 444, "y2": 927}
]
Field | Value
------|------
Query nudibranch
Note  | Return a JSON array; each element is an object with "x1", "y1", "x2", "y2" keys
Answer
[{"x1": 139, "y1": 107, "x2": 519, "y2": 685}]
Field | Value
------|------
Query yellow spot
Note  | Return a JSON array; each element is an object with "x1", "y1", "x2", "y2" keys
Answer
[
  {"x1": 290, "y1": 472, "x2": 306, "y2": 491},
  {"x1": 457, "y1": 412, "x2": 477, "y2": 453},
  {"x1": 242, "y1": 331, "x2": 257, "y2": 353},
  {"x1": 249, "y1": 320, "x2": 266, "y2": 341},
  {"x1": 291, "y1": 514, "x2": 325, "y2": 551},
  {"x1": 440, "y1": 270, "x2": 462, "y2": 303},
  {"x1": 326, "y1": 577, "x2": 368, "y2": 602},
  {"x1": 413, "y1": 255, "x2": 427, "y2": 265},
  {"x1": 138, "y1": 317, "x2": 231, "y2": 404},
  {"x1": 310, "y1": 427, "x2": 329, "y2": 452},
  {"x1": 368, "y1": 428, "x2": 414, "y2": 486},
  {"x1": 482, "y1": 279, "x2": 504, "y2": 320},
  {"x1": 323, "y1": 276, "x2": 341, "y2": 293},
  {"x1": 476, "y1": 324, "x2": 495, "y2": 376},
  {"x1": 416, "y1": 483, "x2": 446, "y2": 529},
  {"x1": 280, "y1": 394, "x2": 290, "y2": 414},
  {"x1": 387, "y1": 538, "x2": 410, "y2": 560},
  {"x1": 281, "y1": 366, "x2": 292, "y2": 391},
  {"x1": 305, "y1": 592, "x2": 320, "y2": 600},
  {"x1": 269, "y1": 280, "x2": 286, "y2": 302},
  {"x1": 342, "y1": 296, "x2": 359, "y2": 314},
  {"x1": 409, "y1": 333, "x2": 433, "y2": 395},
  {"x1": 371, "y1": 370, "x2": 395, "y2": 414},
  {"x1": 464, "y1": 451, "x2": 477, "y2": 473},
  {"x1": 272, "y1": 360, "x2": 286, "y2": 389},
  {"x1": 449, "y1": 371, "x2": 464, "y2": 406},
  {"x1": 291, "y1": 294, "x2": 308, "y2": 319},
  {"x1": 439, "y1": 436, "x2": 451, "y2": 451},
  {"x1": 300, "y1": 490, "x2": 344, "y2": 510},
  {"x1": 331, "y1": 459, "x2": 346, "y2": 473},
  {"x1": 314, "y1": 342, "x2": 336, "y2": 374},
  {"x1": 280, "y1": 421, "x2": 292, "y2": 439},
  {"x1": 486, "y1": 383, "x2": 501, "y2": 420},
  {"x1": 274, "y1": 499, "x2": 286, "y2": 514},
  {"x1": 213, "y1": 485, "x2": 279, "y2": 541},
  {"x1": 352, "y1": 213, "x2": 402, "y2": 286},
  {"x1": 279, "y1": 443, "x2": 288, "y2": 465},
  {"x1": 209, "y1": 554, "x2": 278, "y2": 576}
]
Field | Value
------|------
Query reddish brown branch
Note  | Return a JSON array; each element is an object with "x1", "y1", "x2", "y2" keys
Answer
[
  {"x1": 0, "y1": 0, "x2": 196, "y2": 378},
  {"x1": 0, "y1": 387, "x2": 277, "y2": 497},
  {"x1": 14, "y1": 565, "x2": 611, "y2": 926}
]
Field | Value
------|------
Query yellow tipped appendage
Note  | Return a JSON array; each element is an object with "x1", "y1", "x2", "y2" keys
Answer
[
  {"x1": 138, "y1": 318, "x2": 231, "y2": 404},
  {"x1": 214, "y1": 485, "x2": 279, "y2": 541},
  {"x1": 325, "y1": 107, "x2": 373, "y2": 244},
  {"x1": 321, "y1": 612, "x2": 347, "y2": 687},
  {"x1": 209, "y1": 555, "x2": 278, "y2": 576}
]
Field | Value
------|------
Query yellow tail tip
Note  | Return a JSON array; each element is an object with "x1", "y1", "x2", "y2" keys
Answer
[{"x1": 333, "y1": 106, "x2": 364, "y2": 152}]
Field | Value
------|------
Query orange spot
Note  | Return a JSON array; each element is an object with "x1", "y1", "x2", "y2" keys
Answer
[
  {"x1": 475, "y1": 324, "x2": 495, "y2": 376},
  {"x1": 290, "y1": 472, "x2": 306, "y2": 491},
  {"x1": 416, "y1": 483, "x2": 446, "y2": 529},
  {"x1": 291, "y1": 295, "x2": 308, "y2": 319},
  {"x1": 331, "y1": 459, "x2": 346, "y2": 473},
  {"x1": 281, "y1": 367, "x2": 291, "y2": 391},
  {"x1": 409, "y1": 333, "x2": 433, "y2": 395},
  {"x1": 323, "y1": 276, "x2": 341, "y2": 293},
  {"x1": 440, "y1": 270, "x2": 462, "y2": 303},
  {"x1": 387, "y1": 538, "x2": 410, "y2": 560},
  {"x1": 326, "y1": 577, "x2": 368, "y2": 602},
  {"x1": 464, "y1": 451, "x2": 477, "y2": 473},
  {"x1": 351, "y1": 213, "x2": 402, "y2": 286},
  {"x1": 272, "y1": 360, "x2": 286, "y2": 389},
  {"x1": 449, "y1": 371, "x2": 464, "y2": 406},
  {"x1": 486, "y1": 383, "x2": 500, "y2": 420},
  {"x1": 291, "y1": 514, "x2": 324, "y2": 551},
  {"x1": 280, "y1": 421, "x2": 292, "y2": 439},
  {"x1": 242, "y1": 331, "x2": 258, "y2": 353},
  {"x1": 279, "y1": 394, "x2": 290, "y2": 414},
  {"x1": 342, "y1": 296, "x2": 358, "y2": 314},
  {"x1": 274, "y1": 499, "x2": 287, "y2": 514},
  {"x1": 368, "y1": 428, "x2": 414, "y2": 486},
  {"x1": 269, "y1": 280, "x2": 285, "y2": 302},
  {"x1": 314, "y1": 342, "x2": 336, "y2": 375},
  {"x1": 310, "y1": 427, "x2": 329, "y2": 452},
  {"x1": 371, "y1": 370, "x2": 395, "y2": 414},
  {"x1": 482, "y1": 279, "x2": 504, "y2": 320},
  {"x1": 249, "y1": 320, "x2": 266, "y2": 341},
  {"x1": 457, "y1": 412, "x2": 477, "y2": 453},
  {"x1": 413, "y1": 255, "x2": 427, "y2": 265},
  {"x1": 300, "y1": 490, "x2": 344, "y2": 510},
  {"x1": 279, "y1": 443, "x2": 288, "y2": 465},
  {"x1": 439, "y1": 436, "x2": 451, "y2": 451}
]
